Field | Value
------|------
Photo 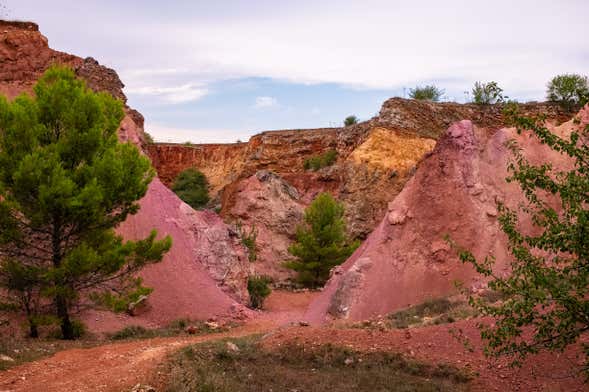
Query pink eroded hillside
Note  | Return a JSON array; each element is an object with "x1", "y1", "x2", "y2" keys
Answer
[
  {"x1": 0, "y1": 21, "x2": 253, "y2": 329},
  {"x1": 305, "y1": 108, "x2": 588, "y2": 323}
]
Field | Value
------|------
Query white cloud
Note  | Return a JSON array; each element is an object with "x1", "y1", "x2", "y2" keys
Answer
[
  {"x1": 125, "y1": 84, "x2": 208, "y2": 104},
  {"x1": 253, "y1": 96, "x2": 279, "y2": 109},
  {"x1": 146, "y1": 122, "x2": 253, "y2": 144},
  {"x1": 14, "y1": 0, "x2": 589, "y2": 101}
]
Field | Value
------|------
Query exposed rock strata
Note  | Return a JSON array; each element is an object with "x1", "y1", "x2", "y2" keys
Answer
[
  {"x1": 148, "y1": 100, "x2": 569, "y2": 280},
  {"x1": 305, "y1": 109, "x2": 586, "y2": 323}
]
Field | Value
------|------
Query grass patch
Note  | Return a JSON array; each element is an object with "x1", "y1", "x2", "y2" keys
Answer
[
  {"x1": 304, "y1": 149, "x2": 338, "y2": 171},
  {"x1": 109, "y1": 319, "x2": 228, "y2": 341},
  {"x1": 364, "y1": 292, "x2": 507, "y2": 330},
  {"x1": 387, "y1": 298, "x2": 471, "y2": 329},
  {"x1": 0, "y1": 333, "x2": 99, "y2": 371},
  {"x1": 165, "y1": 336, "x2": 472, "y2": 392}
]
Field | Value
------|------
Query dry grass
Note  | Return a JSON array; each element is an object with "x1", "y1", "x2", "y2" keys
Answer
[{"x1": 165, "y1": 336, "x2": 472, "y2": 392}]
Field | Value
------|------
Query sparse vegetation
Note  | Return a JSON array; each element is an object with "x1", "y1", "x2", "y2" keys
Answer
[
  {"x1": 409, "y1": 85, "x2": 445, "y2": 102},
  {"x1": 454, "y1": 103, "x2": 589, "y2": 376},
  {"x1": 165, "y1": 336, "x2": 471, "y2": 392},
  {"x1": 285, "y1": 193, "x2": 359, "y2": 288},
  {"x1": 247, "y1": 275, "x2": 272, "y2": 309},
  {"x1": 387, "y1": 298, "x2": 473, "y2": 329},
  {"x1": 172, "y1": 168, "x2": 210, "y2": 209},
  {"x1": 109, "y1": 319, "x2": 227, "y2": 340},
  {"x1": 236, "y1": 221, "x2": 258, "y2": 262},
  {"x1": 471, "y1": 81, "x2": 505, "y2": 104},
  {"x1": 546, "y1": 73, "x2": 589, "y2": 110},
  {"x1": 0, "y1": 66, "x2": 171, "y2": 340},
  {"x1": 303, "y1": 149, "x2": 338, "y2": 171},
  {"x1": 143, "y1": 131, "x2": 155, "y2": 144},
  {"x1": 0, "y1": 333, "x2": 98, "y2": 371},
  {"x1": 344, "y1": 115, "x2": 358, "y2": 126}
]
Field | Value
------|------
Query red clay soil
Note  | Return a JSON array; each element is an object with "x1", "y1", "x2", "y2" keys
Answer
[
  {"x1": 1, "y1": 313, "x2": 585, "y2": 391},
  {"x1": 263, "y1": 319, "x2": 587, "y2": 392},
  {"x1": 0, "y1": 290, "x2": 315, "y2": 392}
]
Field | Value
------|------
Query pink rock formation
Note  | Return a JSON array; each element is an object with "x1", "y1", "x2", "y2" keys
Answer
[
  {"x1": 117, "y1": 178, "x2": 251, "y2": 325},
  {"x1": 228, "y1": 170, "x2": 305, "y2": 281},
  {"x1": 306, "y1": 110, "x2": 586, "y2": 323}
]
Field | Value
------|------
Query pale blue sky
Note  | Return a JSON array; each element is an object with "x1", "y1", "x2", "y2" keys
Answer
[{"x1": 4, "y1": 0, "x2": 588, "y2": 142}]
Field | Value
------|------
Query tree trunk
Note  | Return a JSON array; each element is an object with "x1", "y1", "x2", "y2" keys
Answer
[
  {"x1": 28, "y1": 320, "x2": 39, "y2": 338},
  {"x1": 51, "y1": 216, "x2": 74, "y2": 340},
  {"x1": 56, "y1": 294, "x2": 74, "y2": 340}
]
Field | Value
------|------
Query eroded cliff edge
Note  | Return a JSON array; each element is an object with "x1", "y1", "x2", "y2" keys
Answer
[{"x1": 148, "y1": 98, "x2": 570, "y2": 282}]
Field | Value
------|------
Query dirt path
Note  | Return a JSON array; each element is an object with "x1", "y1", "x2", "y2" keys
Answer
[
  {"x1": 1, "y1": 291, "x2": 586, "y2": 392},
  {"x1": 0, "y1": 322, "x2": 275, "y2": 392},
  {"x1": 0, "y1": 290, "x2": 316, "y2": 392}
]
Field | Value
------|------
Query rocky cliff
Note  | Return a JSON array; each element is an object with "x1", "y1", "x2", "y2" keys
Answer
[
  {"x1": 0, "y1": 20, "x2": 251, "y2": 327},
  {"x1": 304, "y1": 107, "x2": 587, "y2": 323},
  {"x1": 148, "y1": 99, "x2": 570, "y2": 282}
]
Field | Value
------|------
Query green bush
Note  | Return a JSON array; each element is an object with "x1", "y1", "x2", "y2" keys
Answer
[
  {"x1": 344, "y1": 115, "x2": 358, "y2": 126},
  {"x1": 109, "y1": 325, "x2": 150, "y2": 340},
  {"x1": 143, "y1": 131, "x2": 154, "y2": 144},
  {"x1": 303, "y1": 150, "x2": 338, "y2": 171},
  {"x1": 546, "y1": 73, "x2": 589, "y2": 110},
  {"x1": 172, "y1": 168, "x2": 210, "y2": 209},
  {"x1": 409, "y1": 85, "x2": 444, "y2": 101},
  {"x1": 247, "y1": 275, "x2": 272, "y2": 309},
  {"x1": 49, "y1": 319, "x2": 86, "y2": 339},
  {"x1": 285, "y1": 193, "x2": 359, "y2": 288},
  {"x1": 471, "y1": 81, "x2": 505, "y2": 104}
]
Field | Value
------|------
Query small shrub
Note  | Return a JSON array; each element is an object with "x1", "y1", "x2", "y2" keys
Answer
[
  {"x1": 546, "y1": 73, "x2": 589, "y2": 110},
  {"x1": 172, "y1": 168, "x2": 210, "y2": 209},
  {"x1": 471, "y1": 81, "x2": 505, "y2": 104},
  {"x1": 236, "y1": 221, "x2": 258, "y2": 262},
  {"x1": 344, "y1": 115, "x2": 358, "y2": 126},
  {"x1": 109, "y1": 325, "x2": 151, "y2": 340},
  {"x1": 303, "y1": 150, "x2": 338, "y2": 171},
  {"x1": 143, "y1": 131, "x2": 154, "y2": 144},
  {"x1": 49, "y1": 319, "x2": 86, "y2": 339},
  {"x1": 409, "y1": 85, "x2": 444, "y2": 101},
  {"x1": 247, "y1": 275, "x2": 272, "y2": 309}
]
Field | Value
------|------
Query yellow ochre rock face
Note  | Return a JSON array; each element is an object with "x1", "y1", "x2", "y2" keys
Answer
[{"x1": 349, "y1": 127, "x2": 436, "y2": 172}]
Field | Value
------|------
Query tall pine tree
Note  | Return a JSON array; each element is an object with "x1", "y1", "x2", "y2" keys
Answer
[
  {"x1": 0, "y1": 66, "x2": 171, "y2": 339},
  {"x1": 285, "y1": 193, "x2": 358, "y2": 288}
]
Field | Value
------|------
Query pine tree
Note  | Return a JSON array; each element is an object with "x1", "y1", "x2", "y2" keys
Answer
[
  {"x1": 285, "y1": 193, "x2": 358, "y2": 288},
  {"x1": 172, "y1": 168, "x2": 210, "y2": 209},
  {"x1": 0, "y1": 66, "x2": 171, "y2": 339}
]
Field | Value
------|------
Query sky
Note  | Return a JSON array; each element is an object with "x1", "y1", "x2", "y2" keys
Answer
[{"x1": 3, "y1": 0, "x2": 589, "y2": 143}]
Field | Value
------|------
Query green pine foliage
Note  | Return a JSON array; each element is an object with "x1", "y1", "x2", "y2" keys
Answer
[
  {"x1": 247, "y1": 275, "x2": 272, "y2": 309},
  {"x1": 344, "y1": 115, "x2": 358, "y2": 126},
  {"x1": 453, "y1": 102, "x2": 589, "y2": 375},
  {"x1": 172, "y1": 168, "x2": 210, "y2": 209},
  {"x1": 303, "y1": 150, "x2": 338, "y2": 171},
  {"x1": 409, "y1": 85, "x2": 444, "y2": 102},
  {"x1": 0, "y1": 66, "x2": 171, "y2": 339},
  {"x1": 285, "y1": 193, "x2": 359, "y2": 288},
  {"x1": 546, "y1": 74, "x2": 589, "y2": 111}
]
